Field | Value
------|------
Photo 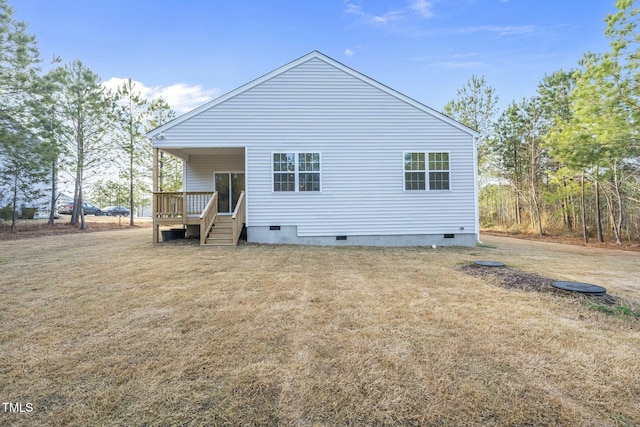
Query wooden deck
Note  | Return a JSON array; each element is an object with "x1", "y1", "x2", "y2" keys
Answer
[{"x1": 152, "y1": 191, "x2": 245, "y2": 246}]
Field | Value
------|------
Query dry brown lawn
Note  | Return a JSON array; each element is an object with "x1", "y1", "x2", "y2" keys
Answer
[{"x1": 1, "y1": 230, "x2": 639, "y2": 426}]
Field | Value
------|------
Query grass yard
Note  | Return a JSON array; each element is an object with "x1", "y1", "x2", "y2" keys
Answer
[{"x1": 1, "y1": 230, "x2": 639, "y2": 426}]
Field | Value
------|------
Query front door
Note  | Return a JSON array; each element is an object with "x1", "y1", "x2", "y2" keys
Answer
[{"x1": 214, "y1": 172, "x2": 245, "y2": 214}]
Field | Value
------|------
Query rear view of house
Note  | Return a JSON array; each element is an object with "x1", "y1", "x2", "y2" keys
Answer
[{"x1": 147, "y1": 51, "x2": 480, "y2": 246}]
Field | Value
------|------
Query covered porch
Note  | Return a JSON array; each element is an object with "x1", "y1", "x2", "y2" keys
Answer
[{"x1": 151, "y1": 147, "x2": 246, "y2": 246}]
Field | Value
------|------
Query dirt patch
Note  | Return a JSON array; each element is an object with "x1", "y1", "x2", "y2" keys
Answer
[
  {"x1": 0, "y1": 217, "x2": 152, "y2": 240},
  {"x1": 460, "y1": 263, "x2": 619, "y2": 305},
  {"x1": 482, "y1": 230, "x2": 640, "y2": 253}
]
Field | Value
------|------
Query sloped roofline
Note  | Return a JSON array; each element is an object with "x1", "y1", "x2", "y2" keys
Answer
[{"x1": 146, "y1": 50, "x2": 479, "y2": 138}]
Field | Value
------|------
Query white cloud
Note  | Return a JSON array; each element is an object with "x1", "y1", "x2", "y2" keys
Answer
[
  {"x1": 410, "y1": 0, "x2": 433, "y2": 18},
  {"x1": 156, "y1": 83, "x2": 222, "y2": 113},
  {"x1": 102, "y1": 77, "x2": 222, "y2": 114},
  {"x1": 451, "y1": 25, "x2": 536, "y2": 36},
  {"x1": 345, "y1": 3, "x2": 403, "y2": 25},
  {"x1": 345, "y1": 1, "x2": 433, "y2": 25},
  {"x1": 345, "y1": 48, "x2": 355, "y2": 56}
]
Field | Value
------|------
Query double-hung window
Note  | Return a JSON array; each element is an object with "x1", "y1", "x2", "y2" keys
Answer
[
  {"x1": 298, "y1": 153, "x2": 321, "y2": 191},
  {"x1": 273, "y1": 152, "x2": 321, "y2": 192},
  {"x1": 404, "y1": 152, "x2": 450, "y2": 191},
  {"x1": 404, "y1": 152, "x2": 426, "y2": 190},
  {"x1": 428, "y1": 152, "x2": 450, "y2": 190},
  {"x1": 273, "y1": 153, "x2": 296, "y2": 192}
]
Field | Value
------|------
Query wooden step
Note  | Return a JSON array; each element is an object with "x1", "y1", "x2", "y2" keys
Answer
[
  {"x1": 204, "y1": 240, "x2": 234, "y2": 246},
  {"x1": 209, "y1": 228, "x2": 232, "y2": 236},
  {"x1": 206, "y1": 232, "x2": 234, "y2": 245},
  {"x1": 205, "y1": 216, "x2": 235, "y2": 246},
  {"x1": 208, "y1": 230, "x2": 232, "y2": 235},
  {"x1": 211, "y1": 221, "x2": 233, "y2": 230},
  {"x1": 201, "y1": 215, "x2": 237, "y2": 246}
]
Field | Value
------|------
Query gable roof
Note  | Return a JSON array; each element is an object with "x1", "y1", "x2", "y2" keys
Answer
[{"x1": 147, "y1": 51, "x2": 479, "y2": 139}]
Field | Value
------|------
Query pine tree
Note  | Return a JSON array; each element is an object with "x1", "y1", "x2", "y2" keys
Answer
[
  {"x1": 0, "y1": 0, "x2": 49, "y2": 232},
  {"x1": 114, "y1": 78, "x2": 148, "y2": 225},
  {"x1": 443, "y1": 75, "x2": 499, "y2": 181},
  {"x1": 50, "y1": 60, "x2": 115, "y2": 230}
]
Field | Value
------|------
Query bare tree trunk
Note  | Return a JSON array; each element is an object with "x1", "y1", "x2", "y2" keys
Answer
[
  {"x1": 79, "y1": 185, "x2": 86, "y2": 231},
  {"x1": 73, "y1": 124, "x2": 86, "y2": 228},
  {"x1": 581, "y1": 172, "x2": 588, "y2": 244},
  {"x1": 514, "y1": 184, "x2": 522, "y2": 225},
  {"x1": 530, "y1": 138, "x2": 543, "y2": 236},
  {"x1": 562, "y1": 177, "x2": 572, "y2": 230},
  {"x1": 129, "y1": 108, "x2": 135, "y2": 227},
  {"x1": 10, "y1": 171, "x2": 18, "y2": 234},
  {"x1": 594, "y1": 165, "x2": 604, "y2": 243},
  {"x1": 612, "y1": 164, "x2": 623, "y2": 245},
  {"x1": 570, "y1": 193, "x2": 577, "y2": 234},
  {"x1": 531, "y1": 190, "x2": 543, "y2": 236},
  {"x1": 500, "y1": 186, "x2": 508, "y2": 226},
  {"x1": 48, "y1": 158, "x2": 57, "y2": 226},
  {"x1": 71, "y1": 169, "x2": 80, "y2": 225},
  {"x1": 130, "y1": 147, "x2": 135, "y2": 226},
  {"x1": 76, "y1": 146, "x2": 86, "y2": 230}
]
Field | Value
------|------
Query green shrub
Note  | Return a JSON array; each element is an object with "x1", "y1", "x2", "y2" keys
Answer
[
  {"x1": 0, "y1": 204, "x2": 13, "y2": 221},
  {"x1": 20, "y1": 207, "x2": 37, "y2": 219}
]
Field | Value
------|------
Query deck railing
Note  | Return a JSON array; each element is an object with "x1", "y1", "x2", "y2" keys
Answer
[
  {"x1": 153, "y1": 191, "x2": 243, "y2": 246},
  {"x1": 153, "y1": 192, "x2": 214, "y2": 218},
  {"x1": 231, "y1": 191, "x2": 246, "y2": 245},
  {"x1": 199, "y1": 192, "x2": 218, "y2": 245}
]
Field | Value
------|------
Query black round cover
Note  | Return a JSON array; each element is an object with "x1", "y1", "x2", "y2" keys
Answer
[
  {"x1": 551, "y1": 281, "x2": 606, "y2": 295},
  {"x1": 473, "y1": 260, "x2": 506, "y2": 267}
]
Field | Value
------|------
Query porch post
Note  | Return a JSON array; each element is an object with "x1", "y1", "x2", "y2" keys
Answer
[
  {"x1": 182, "y1": 191, "x2": 188, "y2": 220},
  {"x1": 152, "y1": 147, "x2": 159, "y2": 244}
]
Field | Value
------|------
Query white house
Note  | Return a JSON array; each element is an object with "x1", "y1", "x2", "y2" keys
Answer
[{"x1": 147, "y1": 51, "x2": 480, "y2": 246}]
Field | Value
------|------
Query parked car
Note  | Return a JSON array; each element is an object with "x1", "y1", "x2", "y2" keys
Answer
[
  {"x1": 58, "y1": 202, "x2": 102, "y2": 216},
  {"x1": 102, "y1": 206, "x2": 130, "y2": 217}
]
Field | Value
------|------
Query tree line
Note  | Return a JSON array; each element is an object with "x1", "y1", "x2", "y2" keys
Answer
[
  {"x1": 0, "y1": 0, "x2": 181, "y2": 232},
  {"x1": 444, "y1": 0, "x2": 640, "y2": 244},
  {"x1": 4, "y1": 0, "x2": 639, "y2": 244}
]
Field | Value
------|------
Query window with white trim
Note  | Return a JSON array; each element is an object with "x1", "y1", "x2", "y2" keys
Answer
[
  {"x1": 273, "y1": 152, "x2": 321, "y2": 192},
  {"x1": 273, "y1": 153, "x2": 296, "y2": 192},
  {"x1": 404, "y1": 152, "x2": 426, "y2": 190},
  {"x1": 428, "y1": 152, "x2": 449, "y2": 190},
  {"x1": 404, "y1": 152, "x2": 450, "y2": 191},
  {"x1": 298, "y1": 153, "x2": 321, "y2": 191}
]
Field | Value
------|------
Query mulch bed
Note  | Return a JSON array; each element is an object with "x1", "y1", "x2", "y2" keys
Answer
[{"x1": 460, "y1": 263, "x2": 618, "y2": 305}]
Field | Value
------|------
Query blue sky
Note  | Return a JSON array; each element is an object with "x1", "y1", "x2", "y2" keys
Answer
[{"x1": 13, "y1": 0, "x2": 617, "y2": 114}]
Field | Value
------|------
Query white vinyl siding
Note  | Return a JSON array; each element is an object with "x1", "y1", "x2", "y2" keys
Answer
[
  {"x1": 184, "y1": 151, "x2": 245, "y2": 192},
  {"x1": 159, "y1": 56, "x2": 477, "y2": 237}
]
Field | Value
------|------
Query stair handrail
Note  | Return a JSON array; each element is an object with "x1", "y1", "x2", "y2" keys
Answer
[
  {"x1": 231, "y1": 191, "x2": 246, "y2": 245},
  {"x1": 199, "y1": 192, "x2": 218, "y2": 245}
]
